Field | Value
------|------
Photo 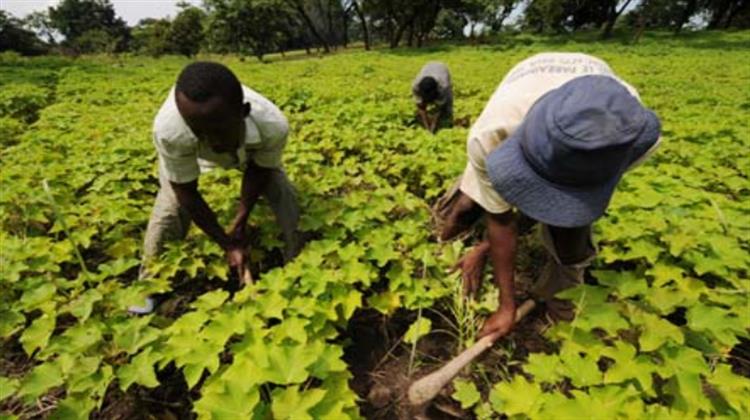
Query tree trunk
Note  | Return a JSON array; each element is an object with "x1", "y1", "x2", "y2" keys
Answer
[
  {"x1": 390, "y1": 10, "x2": 419, "y2": 48},
  {"x1": 342, "y1": 4, "x2": 350, "y2": 47},
  {"x1": 407, "y1": 22, "x2": 415, "y2": 46},
  {"x1": 601, "y1": 0, "x2": 633, "y2": 39},
  {"x1": 725, "y1": 0, "x2": 748, "y2": 28},
  {"x1": 287, "y1": 0, "x2": 331, "y2": 52},
  {"x1": 708, "y1": 0, "x2": 732, "y2": 28},
  {"x1": 325, "y1": 0, "x2": 335, "y2": 48},
  {"x1": 352, "y1": 0, "x2": 369, "y2": 50}
]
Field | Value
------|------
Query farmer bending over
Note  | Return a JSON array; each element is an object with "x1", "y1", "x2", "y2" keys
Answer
[
  {"x1": 129, "y1": 61, "x2": 301, "y2": 314},
  {"x1": 412, "y1": 61, "x2": 453, "y2": 133},
  {"x1": 435, "y1": 53, "x2": 661, "y2": 337}
]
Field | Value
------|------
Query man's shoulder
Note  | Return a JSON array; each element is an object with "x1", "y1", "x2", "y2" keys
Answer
[{"x1": 153, "y1": 88, "x2": 196, "y2": 149}]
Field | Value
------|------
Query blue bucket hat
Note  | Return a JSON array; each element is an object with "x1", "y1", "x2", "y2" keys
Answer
[{"x1": 486, "y1": 75, "x2": 661, "y2": 227}]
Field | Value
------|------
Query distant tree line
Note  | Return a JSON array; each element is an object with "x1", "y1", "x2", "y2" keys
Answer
[{"x1": 1, "y1": 0, "x2": 748, "y2": 58}]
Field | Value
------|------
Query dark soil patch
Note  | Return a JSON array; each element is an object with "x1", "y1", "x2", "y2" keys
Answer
[{"x1": 342, "y1": 226, "x2": 555, "y2": 419}]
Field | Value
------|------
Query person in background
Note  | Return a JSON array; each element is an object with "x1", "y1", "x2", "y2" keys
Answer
[
  {"x1": 435, "y1": 53, "x2": 661, "y2": 337},
  {"x1": 129, "y1": 61, "x2": 301, "y2": 314},
  {"x1": 412, "y1": 61, "x2": 453, "y2": 133}
]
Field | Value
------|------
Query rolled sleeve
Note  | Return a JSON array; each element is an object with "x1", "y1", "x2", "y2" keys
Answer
[
  {"x1": 251, "y1": 133, "x2": 286, "y2": 168},
  {"x1": 459, "y1": 135, "x2": 513, "y2": 214},
  {"x1": 250, "y1": 118, "x2": 288, "y2": 169},
  {"x1": 412, "y1": 91, "x2": 424, "y2": 106}
]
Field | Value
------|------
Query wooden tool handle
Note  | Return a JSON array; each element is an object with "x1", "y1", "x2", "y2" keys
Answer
[
  {"x1": 241, "y1": 263, "x2": 253, "y2": 286},
  {"x1": 407, "y1": 299, "x2": 536, "y2": 407}
]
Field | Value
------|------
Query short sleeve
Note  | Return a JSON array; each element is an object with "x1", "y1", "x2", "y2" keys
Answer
[
  {"x1": 459, "y1": 133, "x2": 513, "y2": 214},
  {"x1": 412, "y1": 87, "x2": 424, "y2": 105},
  {"x1": 153, "y1": 133, "x2": 200, "y2": 183},
  {"x1": 239, "y1": 85, "x2": 290, "y2": 169},
  {"x1": 251, "y1": 125, "x2": 288, "y2": 168}
]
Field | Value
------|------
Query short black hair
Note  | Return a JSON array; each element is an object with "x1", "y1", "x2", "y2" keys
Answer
[
  {"x1": 176, "y1": 61, "x2": 242, "y2": 106},
  {"x1": 417, "y1": 76, "x2": 439, "y2": 103}
]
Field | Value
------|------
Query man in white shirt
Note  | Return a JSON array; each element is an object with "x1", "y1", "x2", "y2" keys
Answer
[
  {"x1": 130, "y1": 61, "x2": 300, "y2": 314},
  {"x1": 437, "y1": 53, "x2": 661, "y2": 337}
]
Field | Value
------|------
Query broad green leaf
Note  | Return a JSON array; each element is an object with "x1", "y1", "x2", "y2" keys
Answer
[
  {"x1": 271, "y1": 386, "x2": 327, "y2": 420},
  {"x1": 593, "y1": 270, "x2": 649, "y2": 298},
  {"x1": 50, "y1": 393, "x2": 97, "y2": 420},
  {"x1": 367, "y1": 291, "x2": 401, "y2": 315},
  {"x1": 524, "y1": 352, "x2": 562, "y2": 383},
  {"x1": 559, "y1": 347, "x2": 602, "y2": 388},
  {"x1": 602, "y1": 342, "x2": 655, "y2": 393},
  {"x1": 310, "y1": 344, "x2": 347, "y2": 380},
  {"x1": 403, "y1": 317, "x2": 432, "y2": 344},
  {"x1": 0, "y1": 376, "x2": 19, "y2": 400},
  {"x1": 112, "y1": 316, "x2": 160, "y2": 355},
  {"x1": 309, "y1": 372, "x2": 358, "y2": 419},
  {"x1": 636, "y1": 312, "x2": 684, "y2": 352},
  {"x1": 116, "y1": 347, "x2": 161, "y2": 390},
  {"x1": 708, "y1": 363, "x2": 750, "y2": 415},
  {"x1": 0, "y1": 309, "x2": 25, "y2": 337},
  {"x1": 489, "y1": 376, "x2": 543, "y2": 416},
  {"x1": 191, "y1": 290, "x2": 230, "y2": 312},
  {"x1": 646, "y1": 263, "x2": 685, "y2": 288},
  {"x1": 686, "y1": 302, "x2": 745, "y2": 348},
  {"x1": 105, "y1": 237, "x2": 138, "y2": 259},
  {"x1": 273, "y1": 317, "x2": 309, "y2": 344},
  {"x1": 194, "y1": 383, "x2": 261, "y2": 420},
  {"x1": 452, "y1": 379, "x2": 481, "y2": 409},
  {"x1": 19, "y1": 282, "x2": 57, "y2": 311},
  {"x1": 20, "y1": 314, "x2": 55, "y2": 355},
  {"x1": 17, "y1": 361, "x2": 65, "y2": 401},
  {"x1": 665, "y1": 371, "x2": 714, "y2": 415},
  {"x1": 67, "y1": 289, "x2": 103, "y2": 322},
  {"x1": 262, "y1": 343, "x2": 318, "y2": 384}
]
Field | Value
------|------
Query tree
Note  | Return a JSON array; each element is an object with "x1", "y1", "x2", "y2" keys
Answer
[
  {"x1": 48, "y1": 0, "x2": 130, "y2": 53},
  {"x1": 0, "y1": 11, "x2": 47, "y2": 55},
  {"x1": 204, "y1": 0, "x2": 290, "y2": 60},
  {"x1": 348, "y1": 0, "x2": 371, "y2": 49},
  {"x1": 706, "y1": 0, "x2": 749, "y2": 28},
  {"x1": 523, "y1": 0, "x2": 568, "y2": 33},
  {"x1": 284, "y1": 0, "x2": 332, "y2": 52},
  {"x1": 131, "y1": 18, "x2": 172, "y2": 56},
  {"x1": 168, "y1": 4, "x2": 206, "y2": 56},
  {"x1": 23, "y1": 11, "x2": 56, "y2": 45},
  {"x1": 446, "y1": 0, "x2": 519, "y2": 38},
  {"x1": 601, "y1": 0, "x2": 636, "y2": 38}
]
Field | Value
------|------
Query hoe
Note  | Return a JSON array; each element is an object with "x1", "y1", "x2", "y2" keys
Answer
[{"x1": 407, "y1": 299, "x2": 536, "y2": 409}]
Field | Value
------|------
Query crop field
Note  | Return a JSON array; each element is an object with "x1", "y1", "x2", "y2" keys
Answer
[{"x1": 1, "y1": 31, "x2": 749, "y2": 419}]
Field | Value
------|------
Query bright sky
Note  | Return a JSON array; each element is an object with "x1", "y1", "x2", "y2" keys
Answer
[{"x1": 1, "y1": 0, "x2": 201, "y2": 24}]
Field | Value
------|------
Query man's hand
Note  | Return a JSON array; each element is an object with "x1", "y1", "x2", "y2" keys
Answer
[
  {"x1": 478, "y1": 304, "x2": 516, "y2": 338},
  {"x1": 450, "y1": 241, "x2": 490, "y2": 298},
  {"x1": 428, "y1": 109, "x2": 442, "y2": 134},
  {"x1": 225, "y1": 243, "x2": 246, "y2": 279},
  {"x1": 439, "y1": 193, "x2": 482, "y2": 241},
  {"x1": 417, "y1": 104, "x2": 432, "y2": 131}
]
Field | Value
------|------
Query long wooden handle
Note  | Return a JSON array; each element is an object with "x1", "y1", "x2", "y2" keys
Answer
[
  {"x1": 407, "y1": 299, "x2": 536, "y2": 406},
  {"x1": 241, "y1": 263, "x2": 253, "y2": 286}
]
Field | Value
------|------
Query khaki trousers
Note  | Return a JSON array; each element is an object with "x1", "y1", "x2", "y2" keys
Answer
[{"x1": 140, "y1": 168, "x2": 301, "y2": 279}]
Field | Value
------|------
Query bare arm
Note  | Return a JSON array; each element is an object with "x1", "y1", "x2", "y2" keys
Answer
[
  {"x1": 428, "y1": 107, "x2": 442, "y2": 134},
  {"x1": 479, "y1": 210, "x2": 518, "y2": 337},
  {"x1": 229, "y1": 161, "x2": 273, "y2": 238},
  {"x1": 171, "y1": 180, "x2": 234, "y2": 249},
  {"x1": 417, "y1": 103, "x2": 431, "y2": 130}
]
